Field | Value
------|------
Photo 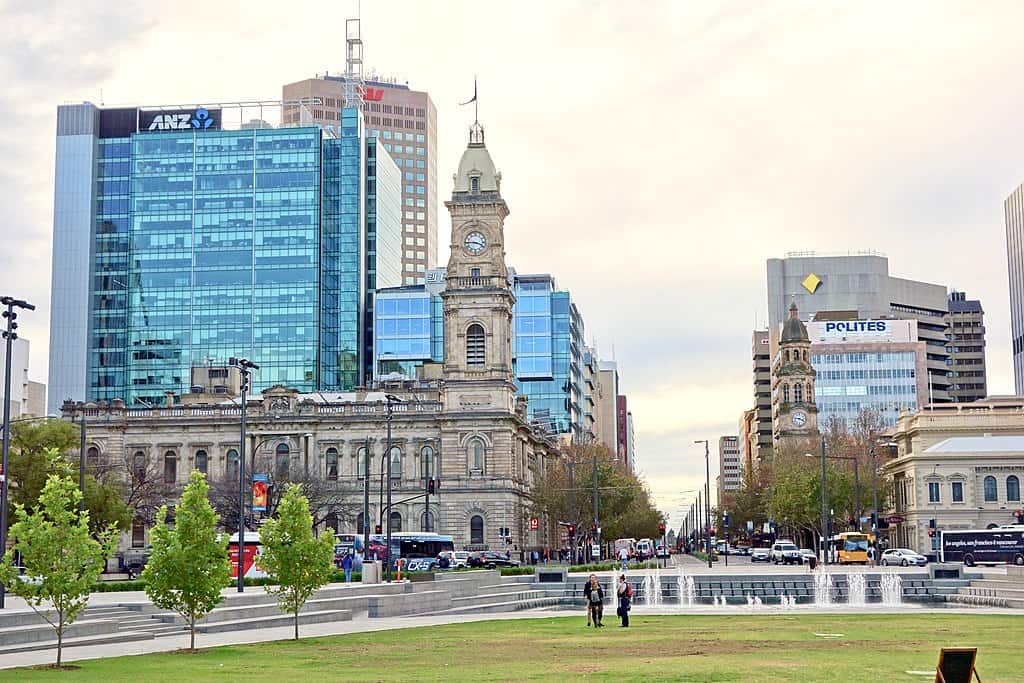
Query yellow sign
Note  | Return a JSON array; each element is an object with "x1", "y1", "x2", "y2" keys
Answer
[{"x1": 801, "y1": 273, "x2": 822, "y2": 294}]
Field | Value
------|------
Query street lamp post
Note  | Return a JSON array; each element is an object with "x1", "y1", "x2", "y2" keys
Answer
[
  {"x1": 819, "y1": 436, "x2": 829, "y2": 566},
  {"x1": 228, "y1": 357, "x2": 258, "y2": 593},
  {"x1": 694, "y1": 440, "x2": 712, "y2": 568},
  {"x1": 384, "y1": 394, "x2": 402, "y2": 582},
  {"x1": 870, "y1": 440, "x2": 880, "y2": 565},
  {"x1": 0, "y1": 296, "x2": 34, "y2": 609},
  {"x1": 74, "y1": 402, "x2": 87, "y2": 514}
]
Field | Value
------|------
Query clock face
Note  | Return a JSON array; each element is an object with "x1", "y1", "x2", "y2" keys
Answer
[
  {"x1": 464, "y1": 231, "x2": 487, "y2": 254},
  {"x1": 792, "y1": 410, "x2": 808, "y2": 428}
]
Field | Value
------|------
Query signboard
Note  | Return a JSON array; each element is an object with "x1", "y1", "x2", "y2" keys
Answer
[
  {"x1": 807, "y1": 319, "x2": 916, "y2": 344},
  {"x1": 139, "y1": 107, "x2": 221, "y2": 132},
  {"x1": 886, "y1": 515, "x2": 905, "y2": 524},
  {"x1": 229, "y1": 542, "x2": 263, "y2": 579},
  {"x1": 529, "y1": 516, "x2": 539, "y2": 530},
  {"x1": 252, "y1": 474, "x2": 269, "y2": 512}
]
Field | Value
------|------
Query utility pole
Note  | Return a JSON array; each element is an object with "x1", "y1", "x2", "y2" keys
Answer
[
  {"x1": 703, "y1": 441, "x2": 712, "y2": 569},
  {"x1": 592, "y1": 453, "x2": 599, "y2": 561},
  {"x1": 362, "y1": 436, "x2": 370, "y2": 553},
  {"x1": 567, "y1": 458, "x2": 575, "y2": 565},
  {"x1": 228, "y1": 357, "x2": 258, "y2": 593},
  {"x1": 77, "y1": 403, "x2": 86, "y2": 513},
  {"x1": 384, "y1": 394, "x2": 402, "y2": 582},
  {"x1": 820, "y1": 435, "x2": 829, "y2": 566},
  {"x1": 871, "y1": 439, "x2": 880, "y2": 566},
  {"x1": 0, "y1": 296, "x2": 33, "y2": 609}
]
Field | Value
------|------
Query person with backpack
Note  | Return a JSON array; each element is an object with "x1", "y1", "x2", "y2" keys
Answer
[
  {"x1": 583, "y1": 574, "x2": 604, "y2": 627},
  {"x1": 616, "y1": 574, "x2": 632, "y2": 627}
]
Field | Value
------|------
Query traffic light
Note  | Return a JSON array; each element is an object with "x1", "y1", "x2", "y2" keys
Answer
[
  {"x1": 1015, "y1": 509, "x2": 1023, "y2": 524},
  {"x1": 658, "y1": 523, "x2": 666, "y2": 536},
  {"x1": 927, "y1": 529, "x2": 935, "y2": 538},
  {"x1": 427, "y1": 478, "x2": 435, "y2": 494},
  {"x1": 567, "y1": 524, "x2": 575, "y2": 537},
  {"x1": 723, "y1": 513, "x2": 730, "y2": 529},
  {"x1": 375, "y1": 525, "x2": 382, "y2": 534}
]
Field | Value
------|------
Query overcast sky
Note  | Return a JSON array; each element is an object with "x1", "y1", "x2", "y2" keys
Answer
[{"x1": 2, "y1": 1, "x2": 1023, "y2": 530}]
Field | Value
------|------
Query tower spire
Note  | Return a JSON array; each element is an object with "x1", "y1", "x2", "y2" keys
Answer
[{"x1": 459, "y1": 77, "x2": 483, "y2": 144}]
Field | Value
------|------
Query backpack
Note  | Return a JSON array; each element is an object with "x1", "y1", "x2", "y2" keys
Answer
[{"x1": 624, "y1": 583, "x2": 633, "y2": 599}]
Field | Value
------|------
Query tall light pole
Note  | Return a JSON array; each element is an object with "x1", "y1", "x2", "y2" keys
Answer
[
  {"x1": 694, "y1": 440, "x2": 712, "y2": 568},
  {"x1": 870, "y1": 439, "x2": 880, "y2": 565},
  {"x1": 0, "y1": 296, "x2": 34, "y2": 609},
  {"x1": 228, "y1": 357, "x2": 258, "y2": 592},
  {"x1": 74, "y1": 402, "x2": 87, "y2": 514},
  {"x1": 384, "y1": 394, "x2": 402, "y2": 582},
  {"x1": 819, "y1": 436, "x2": 828, "y2": 565}
]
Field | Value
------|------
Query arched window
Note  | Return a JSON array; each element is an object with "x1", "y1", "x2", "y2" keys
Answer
[
  {"x1": 794, "y1": 383, "x2": 803, "y2": 403},
  {"x1": 782, "y1": 384, "x2": 790, "y2": 403},
  {"x1": 132, "y1": 451, "x2": 146, "y2": 482},
  {"x1": 802, "y1": 350, "x2": 808, "y2": 362},
  {"x1": 1008, "y1": 475, "x2": 1021, "y2": 502},
  {"x1": 389, "y1": 447, "x2": 402, "y2": 479},
  {"x1": 226, "y1": 449, "x2": 239, "y2": 480},
  {"x1": 806, "y1": 382, "x2": 813, "y2": 401},
  {"x1": 163, "y1": 451, "x2": 177, "y2": 484},
  {"x1": 326, "y1": 448, "x2": 339, "y2": 481},
  {"x1": 356, "y1": 512, "x2": 365, "y2": 535},
  {"x1": 468, "y1": 439, "x2": 484, "y2": 472},
  {"x1": 275, "y1": 443, "x2": 290, "y2": 480},
  {"x1": 421, "y1": 445, "x2": 434, "y2": 480},
  {"x1": 470, "y1": 515, "x2": 484, "y2": 545},
  {"x1": 325, "y1": 512, "x2": 339, "y2": 534},
  {"x1": 195, "y1": 449, "x2": 208, "y2": 475},
  {"x1": 86, "y1": 446, "x2": 99, "y2": 468},
  {"x1": 984, "y1": 475, "x2": 998, "y2": 502},
  {"x1": 390, "y1": 511, "x2": 402, "y2": 533},
  {"x1": 421, "y1": 510, "x2": 435, "y2": 532},
  {"x1": 356, "y1": 446, "x2": 367, "y2": 479},
  {"x1": 466, "y1": 324, "x2": 485, "y2": 366}
]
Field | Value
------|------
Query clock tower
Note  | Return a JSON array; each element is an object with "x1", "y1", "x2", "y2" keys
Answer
[
  {"x1": 440, "y1": 121, "x2": 516, "y2": 413},
  {"x1": 772, "y1": 302, "x2": 820, "y2": 445}
]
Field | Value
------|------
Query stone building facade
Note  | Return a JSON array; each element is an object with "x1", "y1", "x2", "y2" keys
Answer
[{"x1": 71, "y1": 119, "x2": 559, "y2": 558}]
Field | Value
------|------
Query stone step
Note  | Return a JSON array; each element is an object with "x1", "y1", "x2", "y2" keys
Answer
[
  {"x1": 156, "y1": 595, "x2": 359, "y2": 625},
  {"x1": 0, "y1": 619, "x2": 120, "y2": 647},
  {"x1": 451, "y1": 590, "x2": 546, "y2": 608},
  {"x1": 194, "y1": 609, "x2": 351, "y2": 634},
  {"x1": 946, "y1": 594, "x2": 1024, "y2": 609},
  {"x1": 0, "y1": 629, "x2": 153, "y2": 656},
  {"x1": 426, "y1": 597, "x2": 559, "y2": 616},
  {"x1": 959, "y1": 586, "x2": 1024, "y2": 599}
]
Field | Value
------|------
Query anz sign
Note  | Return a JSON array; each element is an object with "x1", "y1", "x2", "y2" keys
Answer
[{"x1": 141, "y1": 107, "x2": 220, "y2": 132}]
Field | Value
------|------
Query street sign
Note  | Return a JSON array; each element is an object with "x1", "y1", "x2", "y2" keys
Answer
[
  {"x1": 886, "y1": 515, "x2": 905, "y2": 524},
  {"x1": 529, "y1": 516, "x2": 539, "y2": 530}
]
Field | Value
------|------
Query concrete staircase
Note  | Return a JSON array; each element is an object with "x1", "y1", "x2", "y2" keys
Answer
[{"x1": 946, "y1": 568, "x2": 1024, "y2": 608}]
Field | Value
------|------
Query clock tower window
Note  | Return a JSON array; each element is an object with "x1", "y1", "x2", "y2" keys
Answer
[
  {"x1": 783, "y1": 384, "x2": 790, "y2": 403},
  {"x1": 466, "y1": 324, "x2": 486, "y2": 366},
  {"x1": 471, "y1": 267, "x2": 480, "y2": 277},
  {"x1": 470, "y1": 176, "x2": 480, "y2": 193},
  {"x1": 794, "y1": 383, "x2": 803, "y2": 403}
]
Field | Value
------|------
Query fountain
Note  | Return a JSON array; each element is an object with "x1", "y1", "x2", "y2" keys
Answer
[
  {"x1": 651, "y1": 567, "x2": 662, "y2": 606},
  {"x1": 847, "y1": 573, "x2": 867, "y2": 607},
  {"x1": 880, "y1": 572, "x2": 903, "y2": 606},
  {"x1": 746, "y1": 594, "x2": 754, "y2": 606},
  {"x1": 714, "y1": 595, "x2": 725, "y2": 606},
  {"x1": 642, "y1": 573, "x2": 654, "y2": 605},
  {"x1": 781, "y1": 594, "x2": 795, "y2": 608},
  {"x1": 676, "y1": 572, "x2": 695, "y2": 606},
  {"x1": 753, "y1": 596, "x2": 763, "y2": 606},
  {"x1": 813, "y1": 572, "x2": 834, "y2": 606}
]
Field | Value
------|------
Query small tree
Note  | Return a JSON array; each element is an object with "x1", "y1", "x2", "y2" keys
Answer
[
  {"x1": 258, "y1": 484, "x2": 335, "y2": 640},
  {"x1": 142, "y1": 470, "x2": 231, "y2": 650},
  {"x1": 0, "y1": 471, "x2": 116, "y2": 666}
]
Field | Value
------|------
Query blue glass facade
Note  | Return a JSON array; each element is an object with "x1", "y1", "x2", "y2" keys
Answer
[
  {"x1": 812, "y1": 350, "x2": 919, "y2": 427},
  {"x1": 84, "y1": 106, "x2": 398, "y2": 406},
  {"x1": 374, "y1": 287, "x2": 443, "y2": 378}
]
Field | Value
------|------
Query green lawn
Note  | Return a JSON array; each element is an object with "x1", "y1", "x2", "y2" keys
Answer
[{"x1": 6, "y1": 613, "x2": 1024, "y2": 682}]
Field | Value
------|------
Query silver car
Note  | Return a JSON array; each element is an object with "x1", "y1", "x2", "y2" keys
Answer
[{"x1": 880, "y1": 548, "x2": 927, "y2": 567}]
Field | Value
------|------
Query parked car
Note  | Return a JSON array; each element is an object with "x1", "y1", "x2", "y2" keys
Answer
[
  {"x1": 880, "y1": 548, "x2": 928, "y2": 567},
  {"x1": 438, "y1": 550, "x2": 470, "y2": 569},
  {"x1": 798, "y1": 549, "x2": 817, "y2": 564},
  {"x1": 750, "y1": 547, "x2": 771, "y2": 563},
  {"x1": 476, "y1": 551, "x2": 520, "y2": 569},
  {"x1": 770, "y1": 541, "x2": 802, "y2": 565},
  {"x1": 635, "y1": 539, "x2": 654, "y2": 560},
  {"x1": 655, "y1": 543, "x2": 670, "y2": 558}
]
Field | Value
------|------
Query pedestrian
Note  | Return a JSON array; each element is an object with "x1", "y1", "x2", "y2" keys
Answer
[
  {"x1": 583, "y1": 573, "x2": 604, "y2": 627},
  {"x1": 342, "y1": 550, "x2": 354, "y2": 583},
  {"x1": 867, "y1": 545, "x2": 875, "y2": 566},
  {"x1": 616, "y1": 574, "x2": 631, "y2": 627},
  {"x1": 618, "y1": 546, "x2": 629, "y2": 572},
  {"x1": 807, "y1": 554, "x2": 817, "y2": 572}
]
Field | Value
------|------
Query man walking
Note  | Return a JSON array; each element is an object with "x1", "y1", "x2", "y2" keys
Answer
[{"x1": 618, "y1": 545, "x2": 629, "y2": 572}]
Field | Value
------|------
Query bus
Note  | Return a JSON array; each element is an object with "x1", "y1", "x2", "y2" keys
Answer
[
  {"x1": 834, "y1": 532, "x2": 871, "y2": 564},
  {"x1": 368, "y1": 532, "x2": 455, "y2": 569},
  {"x1": 333, "y1": 533, "x2": 366, "y2": 571},
  {"x1": 941, "y1": 527, "x2": 1024, "y2": 566}
]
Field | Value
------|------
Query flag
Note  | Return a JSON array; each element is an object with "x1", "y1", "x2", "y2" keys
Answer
[{"x1": 459, "y1": 77, "x2": 477, "y2": 106}]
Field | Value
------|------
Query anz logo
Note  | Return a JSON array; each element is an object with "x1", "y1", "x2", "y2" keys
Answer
[{"x1": 147, "y1": 107, "x2": 216, "y2": 131}]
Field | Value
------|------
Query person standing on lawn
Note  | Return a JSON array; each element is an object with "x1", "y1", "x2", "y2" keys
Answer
[
  {"x1": 616, "y1": 574, "x2": 631, "y2": 627},
  {"x1": 583, "y1": 573, "x2": 604, "y2": 627}
]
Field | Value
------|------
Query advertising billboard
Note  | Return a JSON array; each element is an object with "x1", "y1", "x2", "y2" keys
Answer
[
  {"x1": 807, "y1": 319, "x2": 916, "y2": 343},
  {"x1": 138, "y1": 107, "x2": 221, "y2": 132},
  {"x1": 252, "y1": 474, "x2": 269, "y2": 513}
]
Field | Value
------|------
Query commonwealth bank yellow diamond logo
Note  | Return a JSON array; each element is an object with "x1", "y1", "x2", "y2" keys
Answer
[{"x1": 801, "y1": 273, "x2": 822, "y2": 294}]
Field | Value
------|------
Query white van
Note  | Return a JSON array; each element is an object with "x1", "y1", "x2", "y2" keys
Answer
[{"x1": 636, "y1": 538, "x2": 655, "y2": 560}]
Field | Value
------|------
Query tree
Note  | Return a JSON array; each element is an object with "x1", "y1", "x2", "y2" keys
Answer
[
  {"x1": 0, "y1": 469, "x2": 116, "y2": 666},
  {"x1": 258, "y1": 484, "x2": 335, "y2": 640},
  {"x1": 142, "y1": 470, "x2": 231, "y2": 651},
  {"x1": 5, "y1": 420, "x2": 131, "y2": 537}
]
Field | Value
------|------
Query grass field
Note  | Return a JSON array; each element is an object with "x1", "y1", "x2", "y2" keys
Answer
[{"x1": 6, "y1": 613, "x2": 1024, "y2": 682}]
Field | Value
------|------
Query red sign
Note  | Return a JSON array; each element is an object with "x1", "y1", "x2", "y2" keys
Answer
[
  {"x1": 529, "y1": 517, "x2": 539, "y2": 530},
  {"x1": 363, "y1": 87, "x2": 384, "y2": 102},
  {"x1": 229, "y1": 543, "x2": 260, "y2": 579},
  {"x1": 886, "y1": 515, "x2": 905, "y2": 524}
]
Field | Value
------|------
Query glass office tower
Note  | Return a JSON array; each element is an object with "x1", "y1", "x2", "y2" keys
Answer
[{"x1": 48, "y1": 102, "x2": 400, "y2": 411}]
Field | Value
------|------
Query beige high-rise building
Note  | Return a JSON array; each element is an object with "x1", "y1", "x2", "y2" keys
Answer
[
  {"x1": 946, "y1": 291, "x2": 987, "y2": 403},
  {"x1": 282, "y1": 76, "x2": 438, "y2": 284},
  {"x1": 751, "y1": 330, "x2": 772, "y2": 465},
  {"x1": 595, "y1": 360, "x2": 620, "y2": 462}
]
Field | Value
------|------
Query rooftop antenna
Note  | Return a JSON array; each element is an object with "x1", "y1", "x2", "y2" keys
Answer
[
  {"x1": 343, "y1": 11, "x2": 365, "y2": 109},
  {"x1": 459, "y1": 76, "x2": 482, "y2": 144}
]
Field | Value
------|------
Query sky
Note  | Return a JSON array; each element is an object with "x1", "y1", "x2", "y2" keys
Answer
[{"x1": 2, "y1": 1, "x2": 1024, "y2": 531}]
